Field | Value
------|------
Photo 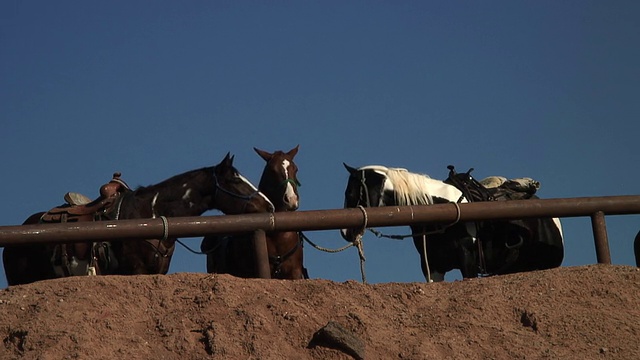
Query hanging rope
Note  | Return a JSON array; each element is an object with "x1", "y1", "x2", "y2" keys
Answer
[
  {"x1": 159, "y1": 216, "x2": 169, "y2": 241},
  {"x1": 301, "y1": 205, "x2": 369, "y2": 283},
  {"x1": 353, "y1": 205, "x2": 368, "y2": 283},
  {"x1": 421, "y1": 232, "x2": 432, "y2": 283}
]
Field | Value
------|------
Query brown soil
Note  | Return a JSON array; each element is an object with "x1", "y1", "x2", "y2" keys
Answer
[{"x1": 1, "y1": 265, "x2": 639, "y2": 360}]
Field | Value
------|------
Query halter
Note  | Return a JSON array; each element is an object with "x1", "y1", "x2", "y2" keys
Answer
[
  {"x1": 356, "y1": 170, "x2": 372, "y2": 208},
  {"x1": 212, "y1": 172, "x2": 264, "y2": 213},
  {"x1": 280, "y1": 178, "x2": 301, "y2": 188}
]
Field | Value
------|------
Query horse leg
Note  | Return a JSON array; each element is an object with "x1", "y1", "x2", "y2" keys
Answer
[
  {"x1": 459, "y1": 239, "x2": 478, "y2": 279},
  {"x1": 457, "y1": 236, "x2": 479, "y2": 279},
  {"x1": 201, "y1": 235, "x2": 226, "y2": 274},
  {"x1": 2, "y1": 212, "x2": 58, "y2": 286},
  {"x1": 634, "y1": 231, "x2": 640, "y2": 267},
  {"x1": 411, "y1": 227, "x2": 446, "y2": 282}
]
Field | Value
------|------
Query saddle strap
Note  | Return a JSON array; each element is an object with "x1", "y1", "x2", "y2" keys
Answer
[{"x1": 444, "y1": 165, "x2": 495, "y2": 203}]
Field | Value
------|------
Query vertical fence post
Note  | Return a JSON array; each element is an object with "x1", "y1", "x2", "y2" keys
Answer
[
  {"x1": 253, "y1": 229, "x2": 271, "y2": 278},
  {"x1": 590, "y1": 211, "x2": 611, "y2": 264}
]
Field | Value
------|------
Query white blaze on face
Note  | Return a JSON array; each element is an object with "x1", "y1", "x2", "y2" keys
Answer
[
  {"x1": 238, "y1": 173, "x2": 274, "y2": 211},
  {"x1": 282, "y1": 159, "x2": 299, "y2": 210}
]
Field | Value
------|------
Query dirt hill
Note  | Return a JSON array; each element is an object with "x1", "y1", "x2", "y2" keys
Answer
[{"x1": 1, "y1": 265, "x2": 639, "y2": 360}]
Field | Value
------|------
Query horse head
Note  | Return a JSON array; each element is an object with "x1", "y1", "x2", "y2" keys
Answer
[
  {"x1": 254, "y1": 145, "x2": 300, "y2": 211},
  {"x1": 213, "y1": 152, "x2": 275, "y2": 214},
  {"x1": 340, "y1": 163, "x2": 390, "y2": 242}
]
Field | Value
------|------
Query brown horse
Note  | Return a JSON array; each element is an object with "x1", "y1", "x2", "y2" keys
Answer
[
  {"x1": 2, "y1": 153, "x2": 274, "y2": 286},
  {"x1": 201, "y1": 145, "x2": 308, "y2": 279}
]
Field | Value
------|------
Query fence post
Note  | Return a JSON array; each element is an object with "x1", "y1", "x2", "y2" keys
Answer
[
  {"x1": 253, "y1": 229, "x2": 271, "y2": 278},
  {"x1": 591, "y1": 211, "x2": 611, "y2": 264}
]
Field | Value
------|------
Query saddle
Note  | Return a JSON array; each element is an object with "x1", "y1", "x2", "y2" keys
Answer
[
  {"x1": 444, "y1": 165, "x2": 495, "y2": 203},
  {"x1": 479, "y1": 176, "x2": 539, "y2": 201},
  {"x1": 41, "y1": 172, "x2": 131, "y2": 223},
  {"x1": 444, "y1": 165, "x2": 543, "y2": 275},
  {"x1": 40, "y1": 172, "x2": 132, "y2": 277},
  {"x1": 444, "y1": 165, "x2": 540, "y2": 203}
]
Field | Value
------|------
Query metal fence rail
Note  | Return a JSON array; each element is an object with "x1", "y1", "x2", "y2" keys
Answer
[{"x1": 1, "y1": 195, "x2": 639, "y2": 278}]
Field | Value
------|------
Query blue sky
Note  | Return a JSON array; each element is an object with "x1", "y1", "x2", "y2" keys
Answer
[{"x1": 1, "y1": 1, "x2": 638, "y2": 288}]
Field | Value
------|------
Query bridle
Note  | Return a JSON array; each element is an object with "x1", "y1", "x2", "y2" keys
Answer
[
  {"x1": 213, "y1": 171, "x2": 266, "y2": 213},
  {"x1": 280, "y1": 177, "x2": 301, "y2": 188},
  {"x1": 354, "y1": 170, "x2": 372, "y2": 208}
]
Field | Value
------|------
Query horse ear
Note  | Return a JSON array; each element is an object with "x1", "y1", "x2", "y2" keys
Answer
[
  {"x1": 343, "y1": 163, "x2": 358, "y2": 175},
  {"x1": 254, "y1": 147, "x2": 272, "y2": 162},
  {"x1": 287, "y1": 145, "x2": 299, "y2": 158},
  {"x1": 220, "y1": 152, "x2": 234, "y2": 167}
]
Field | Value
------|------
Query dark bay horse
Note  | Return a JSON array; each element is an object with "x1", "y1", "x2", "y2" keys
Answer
[
  {"x1": 340, "y1": 164, "x2": 564, "y2": 282},
  {"x1": 2, "y1": 153, "x2": 274, "y2": 286},
  {"x1": 634, "y1": 230, "x2": 640, "y2": 267},
  {"x1": 201, "y1": 145, "x2": 308, "y2": 279}
]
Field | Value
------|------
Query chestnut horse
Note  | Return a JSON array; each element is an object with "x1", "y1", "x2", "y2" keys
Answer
[
  {"x1": 3, "y1": 153, "x2": 274, "y2": 286},
  {"x1": 201, "y1": 145, "x2": 308, "y2": 279}
]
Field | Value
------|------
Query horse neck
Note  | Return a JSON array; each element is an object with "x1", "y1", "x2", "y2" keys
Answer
[
  {"x1": 419, "y1": 177, "x2": 466, "y2": 204},
  {"x1": 385, "y1": 172, "x2": 464, "y2": 206},
  {"x1": 124, "y1": 167, "x2": 217, "y2": 219}
]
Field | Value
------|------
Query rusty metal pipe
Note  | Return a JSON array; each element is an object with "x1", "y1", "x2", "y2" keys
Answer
[
  {"x1": 0, "y1": 195, "x2": 639, "y2": 247},
  {"x1": 591, "y1": 211, "x2": 611, "y2": 264},
  {"x1": 252, "y1": 229, "x2": 271, "y2": 279}
]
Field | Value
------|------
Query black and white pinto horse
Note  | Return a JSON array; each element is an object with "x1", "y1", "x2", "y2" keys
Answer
[{"x1": 341, "y1": 164, "x2": 564, "y2": 282}]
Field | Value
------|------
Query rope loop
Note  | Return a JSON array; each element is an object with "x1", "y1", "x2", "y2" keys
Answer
[{"x1": 159, "y1": 216, "x2": 169, "y2": 241}]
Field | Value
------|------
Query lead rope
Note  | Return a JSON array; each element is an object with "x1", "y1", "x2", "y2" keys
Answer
[
  {"x1": 422, "y1": 232, "x2": 432, "y2": 283},
  {"x1": 298, "y1": 206, "x2": 369, "y2": 283},
  {"x1": 421, "y1": 202, "x2": 461, "y2": 283},
  {"x1": 354, "y1": 205, "x2": 368, "y2": 283}
]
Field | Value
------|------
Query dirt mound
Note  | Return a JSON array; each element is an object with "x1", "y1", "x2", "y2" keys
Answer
[{"x1": 1, "y1": 265, "x2": 639, "y2": 360}]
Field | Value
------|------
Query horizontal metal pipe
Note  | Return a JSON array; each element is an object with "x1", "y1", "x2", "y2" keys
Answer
[{"x1": 0, "y1": 195, "x2": 639, "y2": 246}]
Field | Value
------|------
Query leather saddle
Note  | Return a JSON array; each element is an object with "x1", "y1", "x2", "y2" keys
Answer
[
  {"x1": 41, "y1": 172, "x2": 131, "y2": 224},
  {"x1": 40, "y1": 172, "x2": 132, "y2": 277},
  {"x1": 445, "y1": 165, "x2": 540, "y2": 203},
  {"x1": 444, "y1": 165, "x2": 543, "y2": 272}
]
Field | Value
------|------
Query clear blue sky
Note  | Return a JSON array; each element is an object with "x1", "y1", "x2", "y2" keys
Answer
[{"x1": 1, "y1": 1, "x2": 638, "y2": 288}]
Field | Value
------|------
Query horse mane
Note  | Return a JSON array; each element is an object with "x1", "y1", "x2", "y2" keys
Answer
[{"x1": 360, "y1": 165, "x2": 434, "y2": 206}]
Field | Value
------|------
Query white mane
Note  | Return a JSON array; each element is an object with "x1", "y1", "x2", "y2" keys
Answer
[{"x1": 360, "y1": 165, "x2": 436, "y2": 206}]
